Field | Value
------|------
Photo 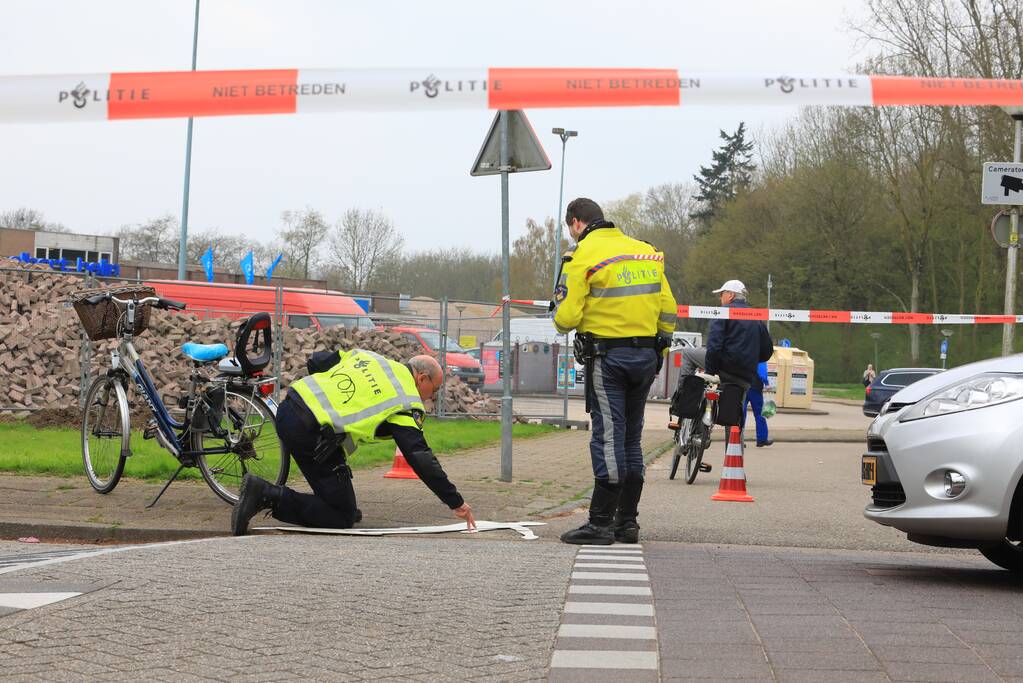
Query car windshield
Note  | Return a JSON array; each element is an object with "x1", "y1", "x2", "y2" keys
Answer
[
  {"x1": 317, "y1": 314, "x2": 375, "y2": 330},
  {"x1": 417, "y1": 331, "x2": 464, "y2": 353}
]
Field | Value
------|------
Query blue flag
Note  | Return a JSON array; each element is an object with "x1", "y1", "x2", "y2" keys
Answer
[
  {"x1": 266, "y1": 253, "x2": 283, "y2": 281},
  {"x1": 240, "y1": 251, "x2": 255, "y2": 285},
  {"x1": 201, "y1": 247, "x2": 215, "y2": 283}
]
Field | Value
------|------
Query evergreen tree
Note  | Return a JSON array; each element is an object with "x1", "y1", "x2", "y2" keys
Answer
[{"x1": 692, "y1": 122, "x2": 756, "y2": 229}]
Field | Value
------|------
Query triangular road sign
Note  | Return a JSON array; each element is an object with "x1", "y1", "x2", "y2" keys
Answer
[{"x1": 470, "y1": 110, "x2": 552, "y2": 176}]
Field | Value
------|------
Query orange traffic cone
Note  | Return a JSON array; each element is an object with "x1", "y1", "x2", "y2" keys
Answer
[
  {"x1": 383, "y1": 447, "x2": 419, "y2": 479},
  {"x1": 711, "y1": 426, "x2": 754, "y2": 502}
]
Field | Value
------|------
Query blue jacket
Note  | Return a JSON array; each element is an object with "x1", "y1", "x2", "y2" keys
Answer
[
  {"x1": 705, "y1": 302, "x2": 774, "y2": 383},
  {"x1": 752, "y1": 361, "x2": 769, "y2": 393}
]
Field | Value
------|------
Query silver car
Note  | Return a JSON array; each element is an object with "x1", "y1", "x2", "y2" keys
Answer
[{"x1": 863, "y1": 354, "x2": 1023, "y2": 571}]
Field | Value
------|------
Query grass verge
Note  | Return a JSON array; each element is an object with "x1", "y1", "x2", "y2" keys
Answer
[
  {"x1": 0, "y1": 419, "x2": 557, "y2": 481},
  {"x1": 815, "y1": 383, "x2": 867, "y2": 401}
]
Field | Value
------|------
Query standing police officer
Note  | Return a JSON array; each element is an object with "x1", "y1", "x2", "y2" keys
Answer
[{"x1": 553, "y1": 198, "x2": 677, "y2": 545}]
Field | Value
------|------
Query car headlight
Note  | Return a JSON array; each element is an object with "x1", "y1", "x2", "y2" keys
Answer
[
  {"x1": 446, "y1": 365, "x2": 460, "y2": 373},
  {"x1": 900, "y1": 373, "x2": 1023, "y2": 421}
]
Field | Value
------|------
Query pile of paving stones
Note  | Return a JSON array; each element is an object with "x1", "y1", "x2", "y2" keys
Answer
[{"x1": 0, "y1": 262, "x2": 499, "y2": 419}]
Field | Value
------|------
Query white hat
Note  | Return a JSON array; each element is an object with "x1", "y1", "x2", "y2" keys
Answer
[{"x1": 712, "y1": 279, "x2": 747, "y2": 295}]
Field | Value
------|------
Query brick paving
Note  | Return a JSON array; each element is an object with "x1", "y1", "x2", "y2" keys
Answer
[
  {"x1": 0, "y1": 535, "x2": 577, "y2": 681},
  {"x1": 647, "y1": 542, "x2": 1022, "y2": 682},
  {"x1": 1, "y1": 537, "x2": 1020, "y2": 680}
]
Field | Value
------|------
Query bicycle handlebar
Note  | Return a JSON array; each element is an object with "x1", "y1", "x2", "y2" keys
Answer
[{"x1": 83, "y1": 292, "x2": 187, "y2": 311}]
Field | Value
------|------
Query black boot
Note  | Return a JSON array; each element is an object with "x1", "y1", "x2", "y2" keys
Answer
[
  {"x1": 561, "y1": 479, "x2": 621, "y2": 545},
  {"x1": 613, "y1": 478, "x2": 644, "y2": 544},
  {"x1": 231, "y1": 474, "x2": 282, "y2": 536}
]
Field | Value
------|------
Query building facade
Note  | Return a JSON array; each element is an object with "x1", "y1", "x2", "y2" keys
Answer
[{"x1": 0, "y1": 227, "x2": 118, "y2": 264}]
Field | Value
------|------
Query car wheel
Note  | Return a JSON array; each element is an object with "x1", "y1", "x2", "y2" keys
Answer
[{"x1": 979, "y1": 539, "x2": 1023, "y2": 571}]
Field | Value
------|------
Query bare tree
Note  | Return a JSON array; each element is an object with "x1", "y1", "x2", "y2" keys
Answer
[
  {"x1": 279, "y1": 208, "x2": 329, "y2": 279},
  {"x1": 329, "y1": 208, "x2": 404, "y2": 291},
  {"x1": 185, "y1": 228, "x2": 256, "y2": 273},
  {"x1": 0, "y1": 207, "x2": 68, "y2": 232},
  {"x1": 116, "y1": 214, "x2": 180, "y2": 262},
  {"x1": 509, "y1": 217, "x2": 567, "y2": 299}
]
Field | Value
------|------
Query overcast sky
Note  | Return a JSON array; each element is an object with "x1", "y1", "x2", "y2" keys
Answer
[{"x1": 0, "y1": 0, "x2": 868, "y2": 256}]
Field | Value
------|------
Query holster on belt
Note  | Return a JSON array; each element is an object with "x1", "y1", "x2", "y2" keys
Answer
[
  {"x1": 574, "y1": 333, "x2": 602, "y2": 414},
  {"x1": 313, "y1": 424, "x2": 355, "y2": 480}
]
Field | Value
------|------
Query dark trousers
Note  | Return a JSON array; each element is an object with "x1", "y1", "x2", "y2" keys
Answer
[
  {"x1": 741, "y1": 388, "x2": 769, "y2": 443},
  {"x1": 271, "y1": 396, "x2": 359, "y2": 529},
  {"x1": 588, "y1": 347, "x2": 658, "y2": 484}
]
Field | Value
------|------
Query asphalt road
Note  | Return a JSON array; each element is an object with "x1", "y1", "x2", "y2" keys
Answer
[{"x1": 545, "y1": 440, "x2": 968, "y2": 556}]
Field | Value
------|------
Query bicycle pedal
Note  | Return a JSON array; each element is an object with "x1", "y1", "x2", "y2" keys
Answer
[
  {"x1": 143, "y1": 419, "x2": 158, "y2": 440},
  {"x1": 699, "y1": 463, "x2": 712, "y2": 473}
]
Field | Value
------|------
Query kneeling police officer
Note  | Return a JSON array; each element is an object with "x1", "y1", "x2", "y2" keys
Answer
[
  {"x1": 553, "y1": 198, "x2": 677, "y2": 545},
  {"x1": 232, "y1": 349, "x2": 476, "y2": 535}
]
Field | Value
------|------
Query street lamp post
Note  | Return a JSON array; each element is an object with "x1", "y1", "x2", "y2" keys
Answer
[
  {"x1": 177, "y1": 0, "x2": 201, "y2": 281},
  {"x1": 551, "y1": 127, "x2": 577, "y2": 429},
  {"x1": 551, "y1": 128, "x2": 578, "y2": 295},
  {"x1": 870, "y1": 332, "x2": 881, "y2": 373}
]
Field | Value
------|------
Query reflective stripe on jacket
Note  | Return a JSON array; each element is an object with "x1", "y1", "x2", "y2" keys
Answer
[
  {"x1": 553, "y1": 227, "x2": 677, "y2": 338},
  {"x1": 290, "y1": 349, "x2": 425, "y2": 452}
]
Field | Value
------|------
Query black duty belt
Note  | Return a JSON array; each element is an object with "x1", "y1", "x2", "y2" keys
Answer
[{"x1": 594, "y1": 336, "x2": 659, "y2": 350}]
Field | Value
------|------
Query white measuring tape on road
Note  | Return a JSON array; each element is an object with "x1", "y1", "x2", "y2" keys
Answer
[
  {"x1": 1, "y1": 69, "x2": 1022, "y2": 123},
  {"x1": 257, "y1": 520, "x2": 546, "y2": 540}
]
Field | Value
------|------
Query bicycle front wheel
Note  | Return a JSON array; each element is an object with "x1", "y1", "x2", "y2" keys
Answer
[
  {"x1": 81, "y1": 375, "x2": 130, "y2": 493},
  {"x1": 669, "y1": 437, "x2": 683, "y2": 480},
  {"x1": 194, "y1": 391, "x2": 289, "y2": 504},
  {"x1": 684, "y1": 423, "x2": 707, "y2": 485}
]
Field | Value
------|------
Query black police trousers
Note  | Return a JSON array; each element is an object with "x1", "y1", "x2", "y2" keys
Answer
[{"x1": 270, "y1": 396, "x2": 360, "y2": 529}]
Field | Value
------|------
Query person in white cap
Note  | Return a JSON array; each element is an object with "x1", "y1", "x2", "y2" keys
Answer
[{"x1": 674, "y1": 279, "x2": 773, "y2": 444}]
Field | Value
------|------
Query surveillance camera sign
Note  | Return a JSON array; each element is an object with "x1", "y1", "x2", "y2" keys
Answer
[{"x1": 982, "y1": 162, "x2": 1023, "y2": 205}]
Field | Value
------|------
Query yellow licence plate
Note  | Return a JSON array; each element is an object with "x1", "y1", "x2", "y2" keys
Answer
[{"x1": 862, "y1": 456, "x2": 877, "y2": 486}]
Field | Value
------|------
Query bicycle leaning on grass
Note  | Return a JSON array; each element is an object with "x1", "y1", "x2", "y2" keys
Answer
[{"x1": 72, "y1": 286, "x2": 289, "y2": 506}]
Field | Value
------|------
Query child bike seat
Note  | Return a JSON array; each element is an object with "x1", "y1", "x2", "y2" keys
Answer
[{"x1": 182, "y1": 342, "x2": 229, "y2": 363}]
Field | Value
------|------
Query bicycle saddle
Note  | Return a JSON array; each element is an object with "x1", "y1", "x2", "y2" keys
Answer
[{"x1": 182, "y1": 342, "x2": 229, "y2": 363}]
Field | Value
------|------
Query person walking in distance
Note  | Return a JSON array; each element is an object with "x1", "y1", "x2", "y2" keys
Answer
[
  {"x1": 742, "y1": 361, "x2": 772, "y2": 447},
  {"x1": 552, "y1": 198, "x2": 676, "y2": 545}
]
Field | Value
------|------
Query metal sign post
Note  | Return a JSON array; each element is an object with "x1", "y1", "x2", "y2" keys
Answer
[
  {"x1": 498, "y1": 113, "x2": 514, "y2": 481},
  {"x1": 990, "y1": 116, "x2": 1023, "y2": 356},
  {"x1": 471, "y1": 109, "x2": 551, "y2": 482}
]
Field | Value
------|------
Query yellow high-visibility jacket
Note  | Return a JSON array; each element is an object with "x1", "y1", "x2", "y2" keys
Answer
[
  {"x1": 290, "y1": 349, "x2": 425, "y2": 454},
  {"x1": 553, "y1": 226, "x2": 677, "y2": 340}
]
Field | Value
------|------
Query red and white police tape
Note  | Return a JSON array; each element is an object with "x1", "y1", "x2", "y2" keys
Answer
[
  {"x1": 503, "y1": 298, "x2": 1023, "y2": 325},
  {"x1": 2, "y1": 69, "x2": 1023, "y2": 123}
]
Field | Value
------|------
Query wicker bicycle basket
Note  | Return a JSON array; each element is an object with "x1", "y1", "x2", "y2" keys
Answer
[{"x1": 71, "y1": 286, "x2": 157, "y2": 341}]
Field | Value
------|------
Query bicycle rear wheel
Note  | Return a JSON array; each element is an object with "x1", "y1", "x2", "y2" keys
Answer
[
  {"x1": 684, "y1": 423, "x2": 707, "y2": 485},
  {"x1": 81, "y1": 375, "x2": 130, "y2": 493},
  {"x1": 194, "y1": 390, "x2": 289, "y2": 504}
]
